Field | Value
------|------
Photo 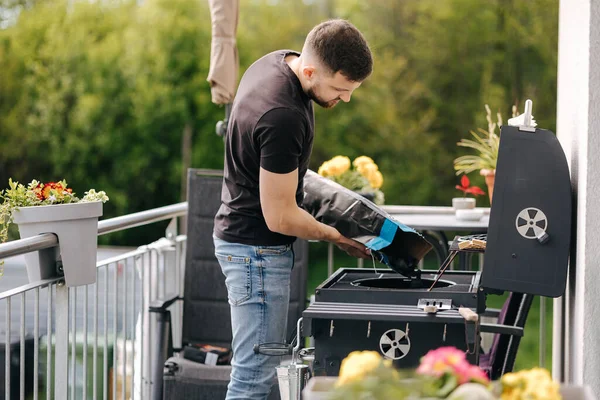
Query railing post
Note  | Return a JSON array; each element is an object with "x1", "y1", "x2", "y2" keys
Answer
[
  {"x1": 164, "y1": 219, "x2": 181, "y2": 350},
  {"x1": 54, "y1": 282, "x2": 69, "y2": 399}
]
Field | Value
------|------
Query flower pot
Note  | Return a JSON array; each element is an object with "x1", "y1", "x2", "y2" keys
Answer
[
  {"x1": 560, "y1": 384, "x2": 597, "y2": 400},
  {"x1": 302, "y1": 377, "x2": 456, "y2": 400},
  {"x1": 12, "y1": 201, "x2": 103, "y2": 287},
  {"x1": 455, "y1": 209, "x2": 484, "y2": 221},
  {"x1": 452, "y1": 197, "x2": 476, "y2": 210},
  {"x1": 302, "y1": 377, "x2": 337, "y2": 400},
  {"x1": 480, "y1": 169, "x2": 495, "y2": 205}
]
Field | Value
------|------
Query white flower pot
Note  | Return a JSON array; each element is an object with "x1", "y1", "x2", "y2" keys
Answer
[
  {"x1": 452, "y1": 197, "x2": 476, "y2": 210},
  {"x1": 302, "y1": 377, "x2": 337, "y2": 400},
  {"x1": 560, "y1": 385, "x2": 597, "y2": 400},
  {"x1": 455, "y1": 209, "x2": 484, "y2": 221},
  {"x1": 301, "y1": 378, "x2": 599, "y2": 400},
  {"x1": 12, "y1": 201, "x2": 102, "y2": 287},
  {"x1": 302, "y1": 377, "x2": 442, "y2": 400}
]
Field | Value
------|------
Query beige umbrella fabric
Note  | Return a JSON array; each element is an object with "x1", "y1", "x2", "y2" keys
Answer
[{"x1": 207, "y1": 0, "x2": 240, "y2": 105}]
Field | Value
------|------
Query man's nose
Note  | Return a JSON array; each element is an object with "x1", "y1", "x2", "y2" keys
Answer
[{"x1": 340, "y1": 92, "x2": 352, "y2": 102}]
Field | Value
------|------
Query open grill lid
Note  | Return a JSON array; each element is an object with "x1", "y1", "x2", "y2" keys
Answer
[{"x1": 480, "y1": 123, "x2": 572, "y2": 297}]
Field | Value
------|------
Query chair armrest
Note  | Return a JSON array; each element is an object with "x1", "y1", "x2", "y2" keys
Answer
[
  {"x1": 480, "y1": 323, "x2": 523, "y2": 337},
  {"x1": 149, "y1": 293, "x2": 181, "y2": 313},
  {"x1": 481, "y1": 308, "x2": 502, "y2": 318}
]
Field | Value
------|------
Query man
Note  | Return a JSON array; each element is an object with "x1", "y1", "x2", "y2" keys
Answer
[{"x1": 213, "y1": 19, "x2": 373, "y2": 399}]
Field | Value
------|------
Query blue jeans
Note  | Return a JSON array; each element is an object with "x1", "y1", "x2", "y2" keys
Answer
[{"x1": 213, "y1": 235, "x2": 294, "y2": 400}]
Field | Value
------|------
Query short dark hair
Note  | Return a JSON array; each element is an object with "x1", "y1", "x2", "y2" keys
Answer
[{"x1": 304, "y1": 19, "x2": 373, "y2": 82}]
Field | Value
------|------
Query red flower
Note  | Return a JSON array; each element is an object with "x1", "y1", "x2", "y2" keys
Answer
[
  {"x1": 33, "y1": 183, "x2": 44, "y2": 200},
  {"x1": 34, "y1": 181, "x2": 71, "y2": 201},
  {"x1": 455, "y1": 175, "x2": 485, "y2": 197},
  {"x1": 42, "y1": 184, "x2": 53, "y2": 200},
  {"x1": 465, "y1": 186, "x2": 486, "y2": 196}
]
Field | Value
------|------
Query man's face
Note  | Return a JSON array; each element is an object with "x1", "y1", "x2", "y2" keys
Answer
[{"x1": 305, "y1": 70, "x2": 362, "y2": 109}]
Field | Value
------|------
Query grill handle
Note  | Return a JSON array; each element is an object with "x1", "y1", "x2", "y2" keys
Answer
[{"x1": 253, "y1": 342, "x2": 292, "y2": 356}]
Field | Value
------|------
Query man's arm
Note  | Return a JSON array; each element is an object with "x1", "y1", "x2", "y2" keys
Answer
[{"x1": 260, "y1": 167, "x2": 370, "y2": 259}]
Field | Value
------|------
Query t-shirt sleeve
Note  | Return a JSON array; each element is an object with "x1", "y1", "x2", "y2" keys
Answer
[{"x1": 254, "y1": 108, "x2": 306, "y2": 174}]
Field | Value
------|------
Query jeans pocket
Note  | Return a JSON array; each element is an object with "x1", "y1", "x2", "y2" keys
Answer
[
  {"x1": 258, "y1": 244, "x2": 292, "y2": 256},
  {"x1": 215, "y1": 252, "x2": 251, "y2": 306}
]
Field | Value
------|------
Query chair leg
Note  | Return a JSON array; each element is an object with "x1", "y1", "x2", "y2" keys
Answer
[
  {"x1": 502, "y1": 335, "x2": 521, "y2": 375},
  {"x1": 151, "y1": 311, "x2": 172, "y2": 400}
]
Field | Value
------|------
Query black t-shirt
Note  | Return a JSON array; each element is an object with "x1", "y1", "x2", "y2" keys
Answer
[{"x1": 214, "y1": 50, "x2": 315, "y2": 246}]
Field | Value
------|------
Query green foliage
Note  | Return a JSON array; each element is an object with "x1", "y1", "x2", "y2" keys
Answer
[
  {"x1": 0, "y1": 0, "x2": 223, "y2": 245},
  {"x1": 328, "y1": 363, "x2": 432, "y2": 400},
  {"x1": 332, "y1": 170, "x2": 369, "y2": 192},
  {"x1": 454, "y1": 105, "x2": 503, "y2": 175},
  {"x1": 0, "y1": 0, "x2": 559, "y2": 245}
]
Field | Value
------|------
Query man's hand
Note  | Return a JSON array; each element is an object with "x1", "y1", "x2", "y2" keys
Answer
[{"x1": 334, "y1": 234, "x2": 371, "y2": 259}]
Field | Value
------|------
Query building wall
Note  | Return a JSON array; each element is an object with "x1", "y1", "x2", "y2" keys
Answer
[{"x1": 555, "y1": 0, "x2": 600, "y2": 395}]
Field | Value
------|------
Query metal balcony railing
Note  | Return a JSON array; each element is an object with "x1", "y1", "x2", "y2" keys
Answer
[{"x1": 0, "y1": 203, "x2": 187, "y2": 400}]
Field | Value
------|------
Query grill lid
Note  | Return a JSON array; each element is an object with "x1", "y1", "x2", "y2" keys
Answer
[{"x1": 480, "y1": 125, "x2": 572, "y2": 297}]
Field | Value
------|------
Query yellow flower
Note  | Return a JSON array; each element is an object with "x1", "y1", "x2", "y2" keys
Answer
[
  {"x1": 358, "y1": 162, "x2": 378, "y2": 179},
  {"x1": 369, "y1": 171, "x2": 384, "y2": 189},
  {"x1": 318, "y1": 161, "x2": 331, "y2": 176},
  {"x1": 318, "y1": 156, "x2": 351, "y2": 177},
  {"x1": 330, "y1": 156, "x2": 351, "y2": 175},
  {"x1": 336, "y1": 351, "x2": 390, "y2": 387},
  {"x1": 501, "y1": 368, "x2": 561, "y2": 400},
  {"x1": 501, "y1": 389, "x2": 523, "y2": 400},
  {"x1": 500, "y1": 372, "x2": 521, "y2": 387},
  {"x1": 353, "y1": 156, "x2": 375, "y2": 169}
]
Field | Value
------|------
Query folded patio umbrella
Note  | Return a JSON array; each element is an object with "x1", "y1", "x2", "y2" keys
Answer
[
  {"x1": 207, "y1": 0, "x2": 239, "y2": 105},
  {"x1": 302, "y1": 170, "x2": 432, "y2": 276}
]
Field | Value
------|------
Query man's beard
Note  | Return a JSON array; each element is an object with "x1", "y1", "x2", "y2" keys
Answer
[{"x1": 307, "y1": 86, "x2": 340, "y2": 109}]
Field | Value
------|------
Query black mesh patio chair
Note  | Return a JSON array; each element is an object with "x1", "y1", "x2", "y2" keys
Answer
[
  {"x1": 479, "y1": 292, "x2": 535, "y2": 380},
  {"x1": 149, "y1": 169, "x2": 309, "y2": 400}
]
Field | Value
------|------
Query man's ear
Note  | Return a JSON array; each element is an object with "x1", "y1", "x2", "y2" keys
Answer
[{"x1": 301, "y1": 65, "x2": 316, "y2": 81}]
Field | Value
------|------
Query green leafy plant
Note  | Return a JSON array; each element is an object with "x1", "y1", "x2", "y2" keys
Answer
[
  {"x1": 453, "y1": 105, "x2": 519, "y2": 176},
  {"x1": 329, "y1": 361, "x2": 431, "y2": 400},
  {"x1": 0, "y1": 179, "x2": 108, "y2": 276}
]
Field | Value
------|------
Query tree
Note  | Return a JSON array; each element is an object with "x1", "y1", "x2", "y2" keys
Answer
[{"x1": 0, "y1": 0, "x2": 559, "y2": 244}]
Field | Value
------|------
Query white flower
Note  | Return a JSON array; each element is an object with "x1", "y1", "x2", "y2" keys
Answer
[{"x1": 82, "y1": 189, "x2": 109, "y2": 203}]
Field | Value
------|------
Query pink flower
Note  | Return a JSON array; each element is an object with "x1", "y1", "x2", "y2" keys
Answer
[
  {"x1": 417, "y1": 347, "x2": 466, "y2": 377},
  {"x1": 452, "y1": 360, "x2": 473, "y2": 384},
  {"x1": 417, "y1": 346, "x2": 489, "y2": 385},
  {"x1": 467, "y1": 365, "x2": 490, "y2": 384}
]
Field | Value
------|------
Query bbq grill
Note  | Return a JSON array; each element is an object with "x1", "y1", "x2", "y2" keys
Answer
[{"x1": 302, "y1": 102, "x2": 573, "y2": 376}]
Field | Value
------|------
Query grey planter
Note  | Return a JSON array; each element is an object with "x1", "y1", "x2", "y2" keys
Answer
[
  {"x1": 302, "y1": 377, "x2": 336, "y2": 400},
  {"x1": 302, "y1": 377, "x2": 598, "y2": 400},
  {"x1": 12, "y1": 201, "x2": 103, "y2": 287},
  {"x1": 560, "y1": 385, "x2": 597, "y2": 400}
]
